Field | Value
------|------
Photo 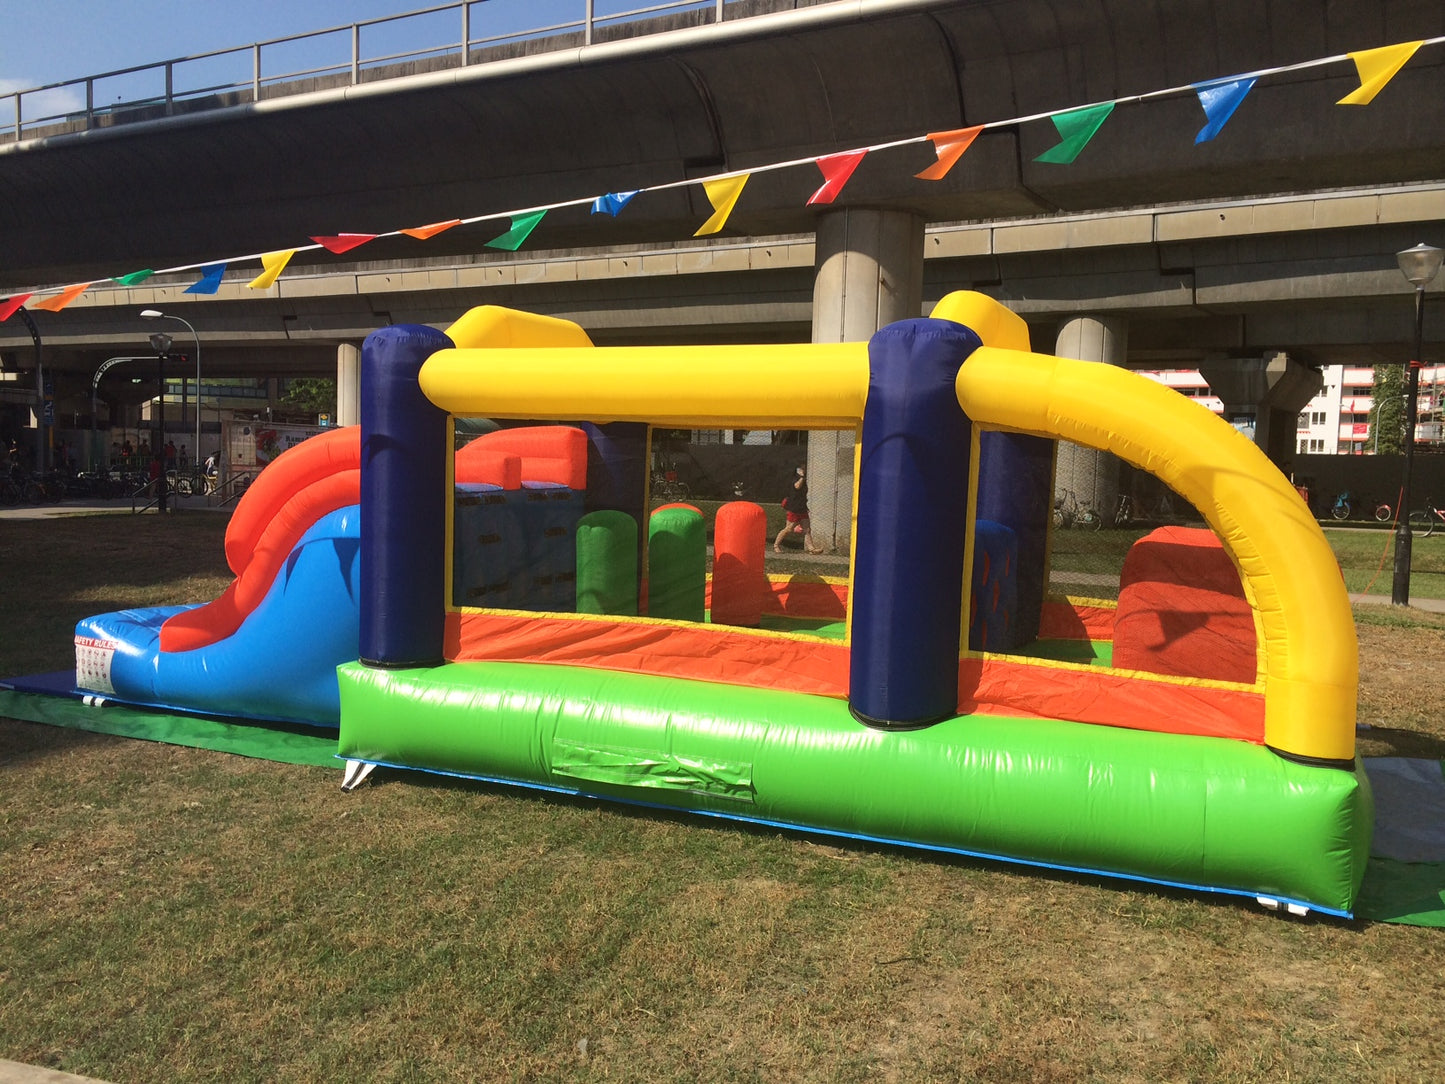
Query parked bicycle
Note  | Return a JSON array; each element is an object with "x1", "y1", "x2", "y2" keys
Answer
[
  {"x1": 1329, "y1": 491, "x2": 1394, "y2": 523},
  {"x1": 1408, "y1": 497, "x2": 1444, "y2": 537},
  {"x1": 651, "y1": 470, "x2": 690, "y2": 502},
  {"x1": 169, "y1": 468, "x2": 216, "y2": 497},
  {"x1": 8, "y1": 467, "x2": 62, "y2": 504},
  {"x1": 1053, "y1": 489, "x2": 1101, "y2": 530},
  {"x1": 1113, "y1": 493, "x2": 1135, "y2": 527}
]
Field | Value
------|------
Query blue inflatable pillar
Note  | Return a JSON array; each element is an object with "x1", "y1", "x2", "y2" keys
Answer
[
  {"x1": 581, "y1": 422, "x2": 648, "y2": 516},
  {"x1": 360, "y1": 324, "x2": 453, "y2": 668},
  {"x1": 976, "y1": 431, "x2": 1054, "y2": 646},
  {"x1": 849, "y1": 318, "x2": 979, "y2": 728}
]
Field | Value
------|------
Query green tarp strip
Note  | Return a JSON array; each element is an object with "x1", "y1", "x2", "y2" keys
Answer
[
  {"x1": 0, "y1": 689, "x2": 340, "y2": 769},
  {"x1": 1354, "y1": 858, "x2": 1445, "y2": 927}
]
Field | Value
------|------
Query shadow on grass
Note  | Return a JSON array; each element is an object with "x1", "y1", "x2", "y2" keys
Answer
[{"x1": 1356, "y1": 725, "x2": 1445, "y2": 760}]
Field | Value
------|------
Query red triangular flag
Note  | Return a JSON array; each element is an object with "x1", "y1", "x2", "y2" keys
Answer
[
  {"x1": 310, "y1": 233, "x2": 378, "y2": 254},
  {"x1": 807, "y1": 150, "x2": 868, "y2": 205},
  {"x1": 400, "y1": 219, "x2": 462, "y2": 240},
  {"x1": 0, "y1": 293, "x2": 34, "y2": 321},
  {"x1": 915, "y1": 126, "x2": 983, "y2": 180}
]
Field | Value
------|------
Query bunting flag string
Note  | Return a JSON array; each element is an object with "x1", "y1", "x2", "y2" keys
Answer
[
  {"x1": 1034, "y1": 102, "x2": 1115, "y2": 164},
  {"x1": 807, "y1": 151, "x2": 868, "y2": 205},
  {"x1": 1, "y1": 34, "x2": 1441, "y2": 317},
  {"x1": 695, "y1": 174, "x2": 750, "y2": 236},
  {"x1": 1337, "y1": 41, "x2": 1424, "y2": 105},
  {"x1": 915, "y1": 126, "x2": 983, "y2": 181},
  {"x1": 32, "y1": 283, "x2": 90, "y2": 312},
  {"x1": 591, "y1": 191, "x2": 639, "y2": 217},
  {"x1": 1193, "y1": 77, "x2": 1257, "y2": 143},
  {"x1": 184, "y1": 263, "x2": 227, "y2": 295},
  {"x1": 311, "y1": 233, "x2": 377, "y2": 254},
  {"x1": 486, "y1": 211, "x2": 547, "y2": 251},
  {"x1": 0, "y1": 294, "x2": 33, "y2": 321},
  {"x1": 400, "y1": 219, "x2": 462, "y2": 240},
  {"x1": 248, "y1": 250, "x2": 296, "y2": 290}
]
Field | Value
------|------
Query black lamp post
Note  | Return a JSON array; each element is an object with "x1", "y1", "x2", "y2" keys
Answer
[
  {"x1": 141, "y1": 309, "x2": 201, "y2": 469},
  {"x1": 1391, "y1": 242, "x2": 1443, "y2": 606},
  {"x1": 14, "y1": 305, "x2": 44, "y2": 473},
  {"x1": 150, "y1": 331, "x2": 172, "y2": 513}
]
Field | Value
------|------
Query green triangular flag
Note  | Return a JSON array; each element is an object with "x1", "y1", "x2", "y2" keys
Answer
[
  {"x1": 114, "y1": 269, "x2": 155, "y2": 286},
  {"x1": 485, "y1": 210, "x2": 547, "y2": 252},
  {"x1": 1034, "y1": 102, "x2": 1115, "y2": 164}
]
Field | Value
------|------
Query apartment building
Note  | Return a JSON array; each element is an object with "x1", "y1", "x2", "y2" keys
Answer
[{"x1": 1139, "y1": 365, "x2": 1445, "y2": 455}]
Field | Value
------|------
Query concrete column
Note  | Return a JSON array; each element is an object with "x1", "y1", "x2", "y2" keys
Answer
[
  {"x1": 1054, "y1": 315, "x2": 1129, "y2": 514},
  {"x1": 810, "y1": 207, "x2": 925, "y2": 553},
  {"x1": 1200, "y1": 352, "x2": 1322, "y2": 470},
  {"x1": 337, "y1": 342, "x2": 361, "y2": 427}
]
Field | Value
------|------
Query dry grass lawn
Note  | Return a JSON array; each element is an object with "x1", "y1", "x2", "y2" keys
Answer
[{"x1": 2, "y1": 513, "x2": 1444, "y2": 1083}]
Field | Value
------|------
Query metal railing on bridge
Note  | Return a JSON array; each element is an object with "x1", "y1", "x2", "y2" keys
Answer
[{"x1": 1, "y1": 0, "x2": 756, "y2": 145}]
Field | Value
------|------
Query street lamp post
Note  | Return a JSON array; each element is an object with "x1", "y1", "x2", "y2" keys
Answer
[
  {"x1": 149, "y1": 331, "x2": 172, "y2": 513},
  {"x1": 13, "y1": 305, "x2": 45, "y2": 473},
  {"x1": 1392, "y1": 242, "x2": 1444, "y2": 606},
  {"x1": 141, "y1": 309, "x2": 200, "y2": 471}
]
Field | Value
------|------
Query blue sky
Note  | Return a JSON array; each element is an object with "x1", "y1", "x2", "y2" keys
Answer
[{"x1": 0, "y1": 0, "x2": 594, "y2": 106}]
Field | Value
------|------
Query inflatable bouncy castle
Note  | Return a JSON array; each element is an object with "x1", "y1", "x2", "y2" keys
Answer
[{"x1": 73, "y1": 291, "x2": 1371, "y2": 917}]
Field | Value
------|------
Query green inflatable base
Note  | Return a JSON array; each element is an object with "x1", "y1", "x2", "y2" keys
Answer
[{"x1": 337, "y1": 660, "x2": 1372, "y2": 916}]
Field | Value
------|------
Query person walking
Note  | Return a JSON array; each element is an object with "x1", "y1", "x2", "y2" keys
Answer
[{"x1": 775, "y1": 464, "x2": 825, "y2": 554}]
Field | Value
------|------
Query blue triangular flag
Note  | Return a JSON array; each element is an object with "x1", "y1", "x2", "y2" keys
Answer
[
  {"x1": 1193, "y1": 77, "x2": 1256, "y2": 144},
  {"x1": 184, "y1": 262, "x2": 226, "y2": 295},
  {"x1": 590, "y1": 190, "x2": 639, "y2": 217}
]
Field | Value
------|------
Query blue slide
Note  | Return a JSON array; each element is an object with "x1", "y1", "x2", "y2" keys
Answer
[{"x1": 74, "y1": 507, "x2": 361, "y2": 726}]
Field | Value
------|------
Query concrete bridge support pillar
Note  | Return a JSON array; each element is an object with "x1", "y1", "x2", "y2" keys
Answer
[
  {"x1": 337, "y1": 343, "x2": 361, "y2": 428},
  {"x1": 1199, "y1": 352, "x2": 1321, "y2": 469},
  {"x1": 810, "y1": 207, "x2": 924, "y2": 553},
  {"x1": 1053, "y1": 315, "x2": 1129, "y2": 515}
]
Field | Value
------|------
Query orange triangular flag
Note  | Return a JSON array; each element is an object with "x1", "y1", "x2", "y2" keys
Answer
[
  {"x1": 311, "y1": 233, "x2": 377, "y2": 254},
  {"x1": 915, "y1": 125, "x2": 983, "y2": 180},
  {"x1": 33, "y1": 283, "x2": 91, "y2": 312},
  {"x1": 248, "y1": 250, "x2": 295, "y2": 290},
  {"x1": 1337, "y1": 41, "x2": 1423, "y2": 104},
  {"x1": 694, "y1": 174, "x2": 749, "y2": 236},
  {"x1": 807, "y1": 150, "x2": 868, "y2": 205},
  {"x1": 401, "y1": 219, "x2": 463, "y2": 240}
]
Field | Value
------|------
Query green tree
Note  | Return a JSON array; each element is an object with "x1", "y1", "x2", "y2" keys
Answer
[
  {"x1": 1369, "y1": 364, "x2": 1406, "y2": 454},
  {"x1": 279, "y1": 378, "x2": 336, "y2": 417}
]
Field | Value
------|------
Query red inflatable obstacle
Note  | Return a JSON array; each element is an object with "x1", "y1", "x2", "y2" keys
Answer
[
  {"x1": 1112, "y1": 526, "x2": 1257, "y2": 685},
  {"x1": 455, "y1": 425, "x2": 587, "y2": 489}
]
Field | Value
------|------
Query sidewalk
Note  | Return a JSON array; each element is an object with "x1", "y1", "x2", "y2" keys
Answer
[
  {"x1": 0, "y1": 1061, "x2": 112, "y2": 1084},
  {"x1": 1350, "y1": 592, "x2": 1445, "y2": 613},
  {"x1": 0, "y1": 494, "x2": 227, "y2": 520}
]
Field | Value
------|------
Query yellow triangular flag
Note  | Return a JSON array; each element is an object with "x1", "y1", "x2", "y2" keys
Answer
[
  {"x1": 33, "y1": 282, "x2": 91, "y2": 312},
  {"x1": 1337, "y1": 41, "x2": 1423, "y2": 105},
  {"x1": 248, "y1": 250, "x2": 296, "y2": 290},
  {"x1": 694, "y1": 174, "x2": 749, "y2": 237}
]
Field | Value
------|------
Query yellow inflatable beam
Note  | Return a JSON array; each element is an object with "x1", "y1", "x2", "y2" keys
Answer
[
  {"x1": 421, "y1": 340, "x2": 869, "y2": 429},
  {"x1": 950, "y1": 304, "x2": 1357, "y2": 763}
]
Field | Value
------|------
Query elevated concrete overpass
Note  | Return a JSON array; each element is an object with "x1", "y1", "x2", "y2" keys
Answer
[{"x1": 1, "y1": 0, "x2": 1443, "y2": 542}]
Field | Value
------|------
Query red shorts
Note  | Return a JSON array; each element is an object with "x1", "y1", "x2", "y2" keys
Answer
[{"x1": 786, "y1": 511, "x2": 808, "y2": 526}]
